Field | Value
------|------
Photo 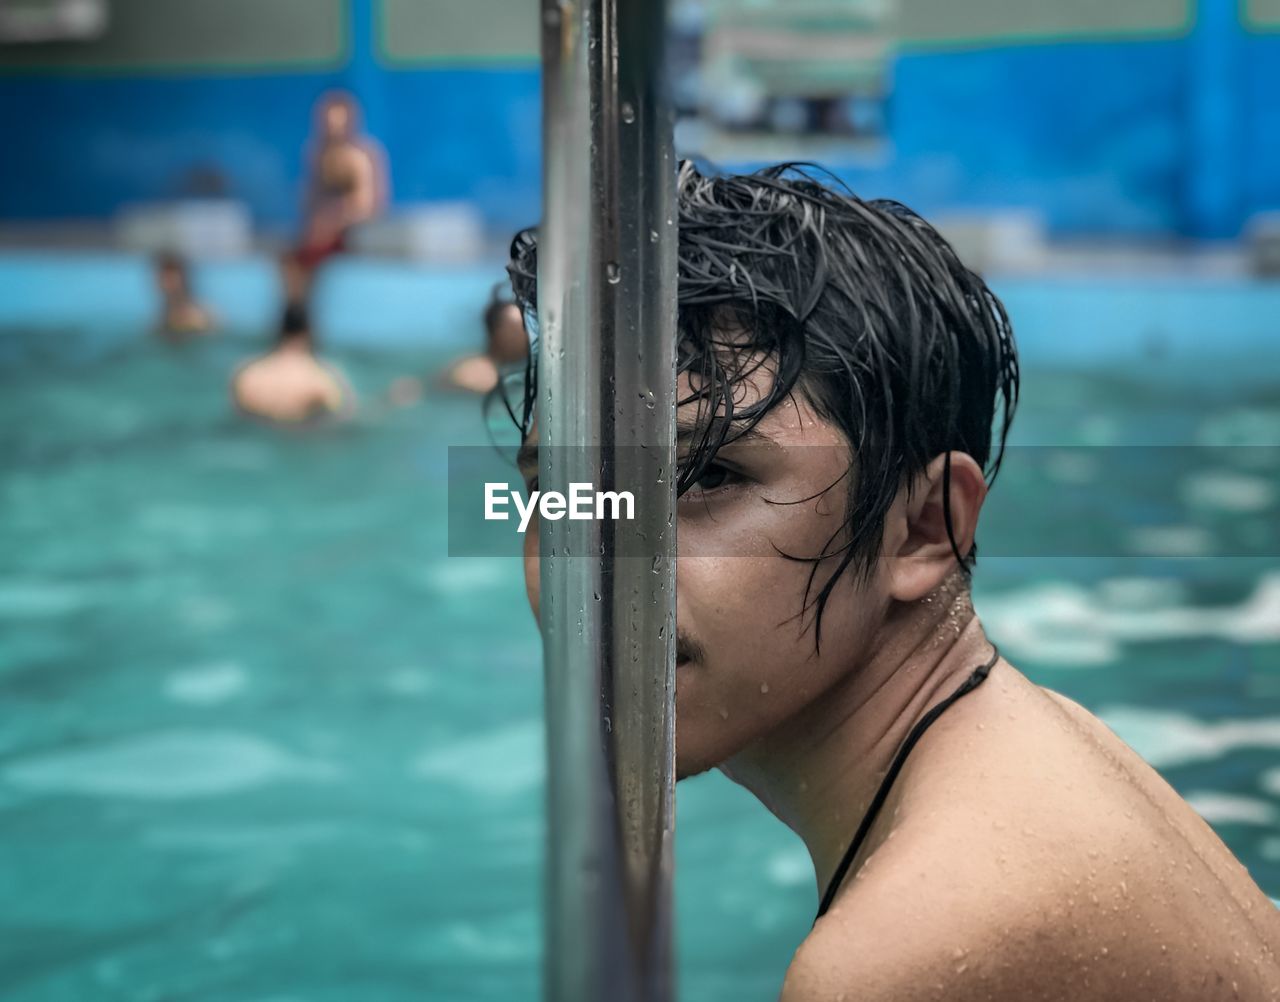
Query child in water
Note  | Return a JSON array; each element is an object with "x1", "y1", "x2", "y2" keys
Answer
[
  {"x1": 154, "y1": 252, "x2": 215, "y2": 341},
  {"x1": 384, "y1": 285, "x2": 530, "y2": 407}
]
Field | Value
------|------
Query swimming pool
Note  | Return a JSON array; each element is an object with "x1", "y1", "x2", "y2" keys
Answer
[{"x1": 1, "y1": 331, "x2": 1277, "y2": 1000}]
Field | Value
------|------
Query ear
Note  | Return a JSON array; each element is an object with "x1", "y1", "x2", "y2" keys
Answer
[{"x1": 882, "y1": 452, "x2": 987, "y2": 603}]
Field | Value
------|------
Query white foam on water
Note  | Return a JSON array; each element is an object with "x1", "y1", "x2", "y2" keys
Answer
[
  {"x1": 1259, "y1": 767, "x2": 1280, "y2": 799},
  {"x1": 412, "y1": 720, "x2": 544, "y2": 796},
  {"x1": 764, "y1": 849, "x2": 812, "y2": 888},
  {"x1": 422, "y1": 559, "x2": 508, "y2": 595},
  {"x1": 383, "y1": 666, "x2": 436, "y2": 696},
  {"x1": 981, "y1": 572, "x2": 1280, "y2": 665},
  {"x1": 1098, "y1": 707, "x2": 1280, "y2": 769},
  {"x1": 0, "y1": 580, "x2": 93, "y2": 618},
  {"x1": 1196, "y1": 409, "x2": 1280, "y2": 448},
  {"x1": 1184, "y1": 791, "x2": 1277, "y2": 826},
  {"x1": 164, "y1": 661, "x2": 248, "y2": 705},
  {"x1": 438, "y1": 914, "x2": 539, "y2": 962},
  {"x1": 1, "y1": 730, "x2": 341, "y2": 799},
  {"x1": 176, "y1": 594, "x2": 236, "y2": 630},
  {"x1": 1182, "y1": 470, "x2": 1275, "y2": 513},
  {"x1": 979, "y1": 583, "x2": 1120, "y2": 666},
  {"x1": 1044, "y1": 450, "x2": 1101, "y2": 485},
  {"x1": 1128, "y1": 524, "x2": 1214, "y2": 557},
  {"x1": 1078, "y1": 415, "x2": 1119, "y2": 446},
  {"x1": 1228, "y1": 574, "x2": 1280, "y2": 642},
  {"x1": 1096, "y1": 576, "x2": 1189, "y2": 608}
]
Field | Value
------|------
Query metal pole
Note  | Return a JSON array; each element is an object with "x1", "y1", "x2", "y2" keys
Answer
[{"x1": 538, "y1": 0, "x2": 677, "y2": 1000}]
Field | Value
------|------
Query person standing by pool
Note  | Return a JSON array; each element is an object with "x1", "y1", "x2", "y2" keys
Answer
[
  {"x1": 153, "y1": 251, "x2": 215, "y2": 341},
  {"x1": 507, "y1": 163, "x2": 1280, "y2": 999},
  {"x1": 231, "y1": 265, "x2": 355, "y2": 424},
  {"x1": 297, "y1": 91, "x2": 387, "y2": 276}
]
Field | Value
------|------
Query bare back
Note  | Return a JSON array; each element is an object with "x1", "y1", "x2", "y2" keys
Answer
[{"x1": 232, "y1": 350, "x2": 353, "y2": 424}]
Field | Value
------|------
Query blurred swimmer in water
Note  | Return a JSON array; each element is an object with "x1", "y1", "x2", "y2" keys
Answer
[
  {"x1": 444, "y1": 286, "x2": 529, "y2": 393},
  {"x1": 231, "y1": 254, "x2": 356, "y2": 424},
  {"x1": 298, "y1": 91, "x2": 387, "y2": 275},
  {"x1": 384, "y1": 285, "x2": 530, "y2": 406},
  {"x1": 154, "y1": 251, "x2": 214, "y2": 341},
  {"x1": 506, "y1": 162, "x2": 1280, "y2": 1000}
]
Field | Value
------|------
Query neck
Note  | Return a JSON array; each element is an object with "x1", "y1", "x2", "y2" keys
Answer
[
  {"x1": 279, "y1": 335, "x2": 312, "y2": 353},
  {"x1": 719, "y1": 574, "x2": 995, "y2": 897}
]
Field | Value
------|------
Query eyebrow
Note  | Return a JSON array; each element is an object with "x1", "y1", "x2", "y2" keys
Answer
[
  {"x1": 677, "y1": 423, "x2": 778, "y2": 453},
  {"x1": 517, "y1": 424, "x2": 777, "y2": 479}
]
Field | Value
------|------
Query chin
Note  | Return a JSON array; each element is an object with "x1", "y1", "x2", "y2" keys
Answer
[
  {"x1": 676, "y1": 758, "x2": 717, "y2": 782},
  {"x1": 674, "y1": 734, "x2": 716, "y2": 781},
  {"x1": 675, "y1": 728, "x2": 741, "y2": 782}
]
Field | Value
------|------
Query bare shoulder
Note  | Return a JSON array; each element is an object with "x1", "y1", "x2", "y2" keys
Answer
[
  {"x1": 778, "y1": 670, "x2": 1280, "y2": 1002},
  {"x1": 779, "y1": 852, "x2": 1057, "y2": 1002},
  {"x1": 229, "y1": 357, "x2": 258, "y2": 401}
]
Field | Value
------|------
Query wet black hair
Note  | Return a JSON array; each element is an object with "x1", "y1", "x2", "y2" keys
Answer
[
  {"x1": 154, "y1": 250, "x2": 188, "y2": 277},
  {"x1": 506, "y1": 161, "x2": 1019, "y2": 647},
  {"x1": 280, "y1": 300, "x2": 310, "y2": 342}
]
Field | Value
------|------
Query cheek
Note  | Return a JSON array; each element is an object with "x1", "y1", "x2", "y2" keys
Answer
[
  {"x1": 675, "y1": 556, "x2": 815, "y2": 741},
  {"x1": 674, "y1": 550, "x2": 880, "y2": 764},
  {"x1": 681, "y1": 555, "x2": 820, "y2": 688},
  {"x1": 522, "y1": 529, "x2": 540, "y2": 622}
]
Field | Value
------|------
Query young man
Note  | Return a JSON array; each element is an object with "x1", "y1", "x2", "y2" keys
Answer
[
  {"x1": 507, "y1": 163, "x2": 1280, "y2": 1000},
  {"x1": 298, "y1": 91, "x2": 387, "y2": 274},
  {"x1": 231, "y1": 256, "x2": 355, "y2": 424}
]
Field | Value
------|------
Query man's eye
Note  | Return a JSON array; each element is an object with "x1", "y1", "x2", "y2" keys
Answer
[{"x1": 692, "y1": 463, "x2": 739, "y2": 492}]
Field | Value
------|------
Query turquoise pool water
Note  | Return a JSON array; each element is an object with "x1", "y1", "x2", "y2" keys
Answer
[{"x1": 1, "y1": 333, "x2": 1278, "y2": 1001}]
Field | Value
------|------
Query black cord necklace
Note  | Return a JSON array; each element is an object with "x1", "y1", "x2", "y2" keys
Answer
[{"x1": 814, "y1": 644, "x2": 1001, "y2": 922}]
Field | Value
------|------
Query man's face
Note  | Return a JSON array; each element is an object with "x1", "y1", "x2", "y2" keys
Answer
[
  {"x1": 322, "y1": 101, "x2": 353, "y2": 139},
  {"x1": 521, "y1": 364, "x2": 892, "y2": 781},
  {"x1": 158, "y1": 266, "x2": 185, "y2": 297},
  {"x1": 487, "y1": 306, "x2": 530, "y2": 365}
]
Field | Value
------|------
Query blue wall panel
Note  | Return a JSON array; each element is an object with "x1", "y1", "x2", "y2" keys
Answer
[
  {"x1": 1240, "y1": 33, "x2": 1280, "y2": 228},
  {"x1": 0, "y1": 67, "x2": 542, "y2": 235},
  {"x1": 0, "y1": 74, "x2": 338, "y2": 224},
  {"x1": 2, "y1": 11, "x2": 1277, "y2": 239},
  {"x1": 839, "y1": 40, "x2": 1188, "y2": 234}
]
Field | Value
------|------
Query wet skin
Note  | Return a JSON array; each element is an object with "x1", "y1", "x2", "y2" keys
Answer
[
  {"x1": 231, "y1": 338, "x2": 354, "y2": 424},
  {"x1": 445, "y1": 304, "x2": 529, "y2": 394},
  {"x1": 518, "y1": 370, "x2": 1280, "y2": 1001}
]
